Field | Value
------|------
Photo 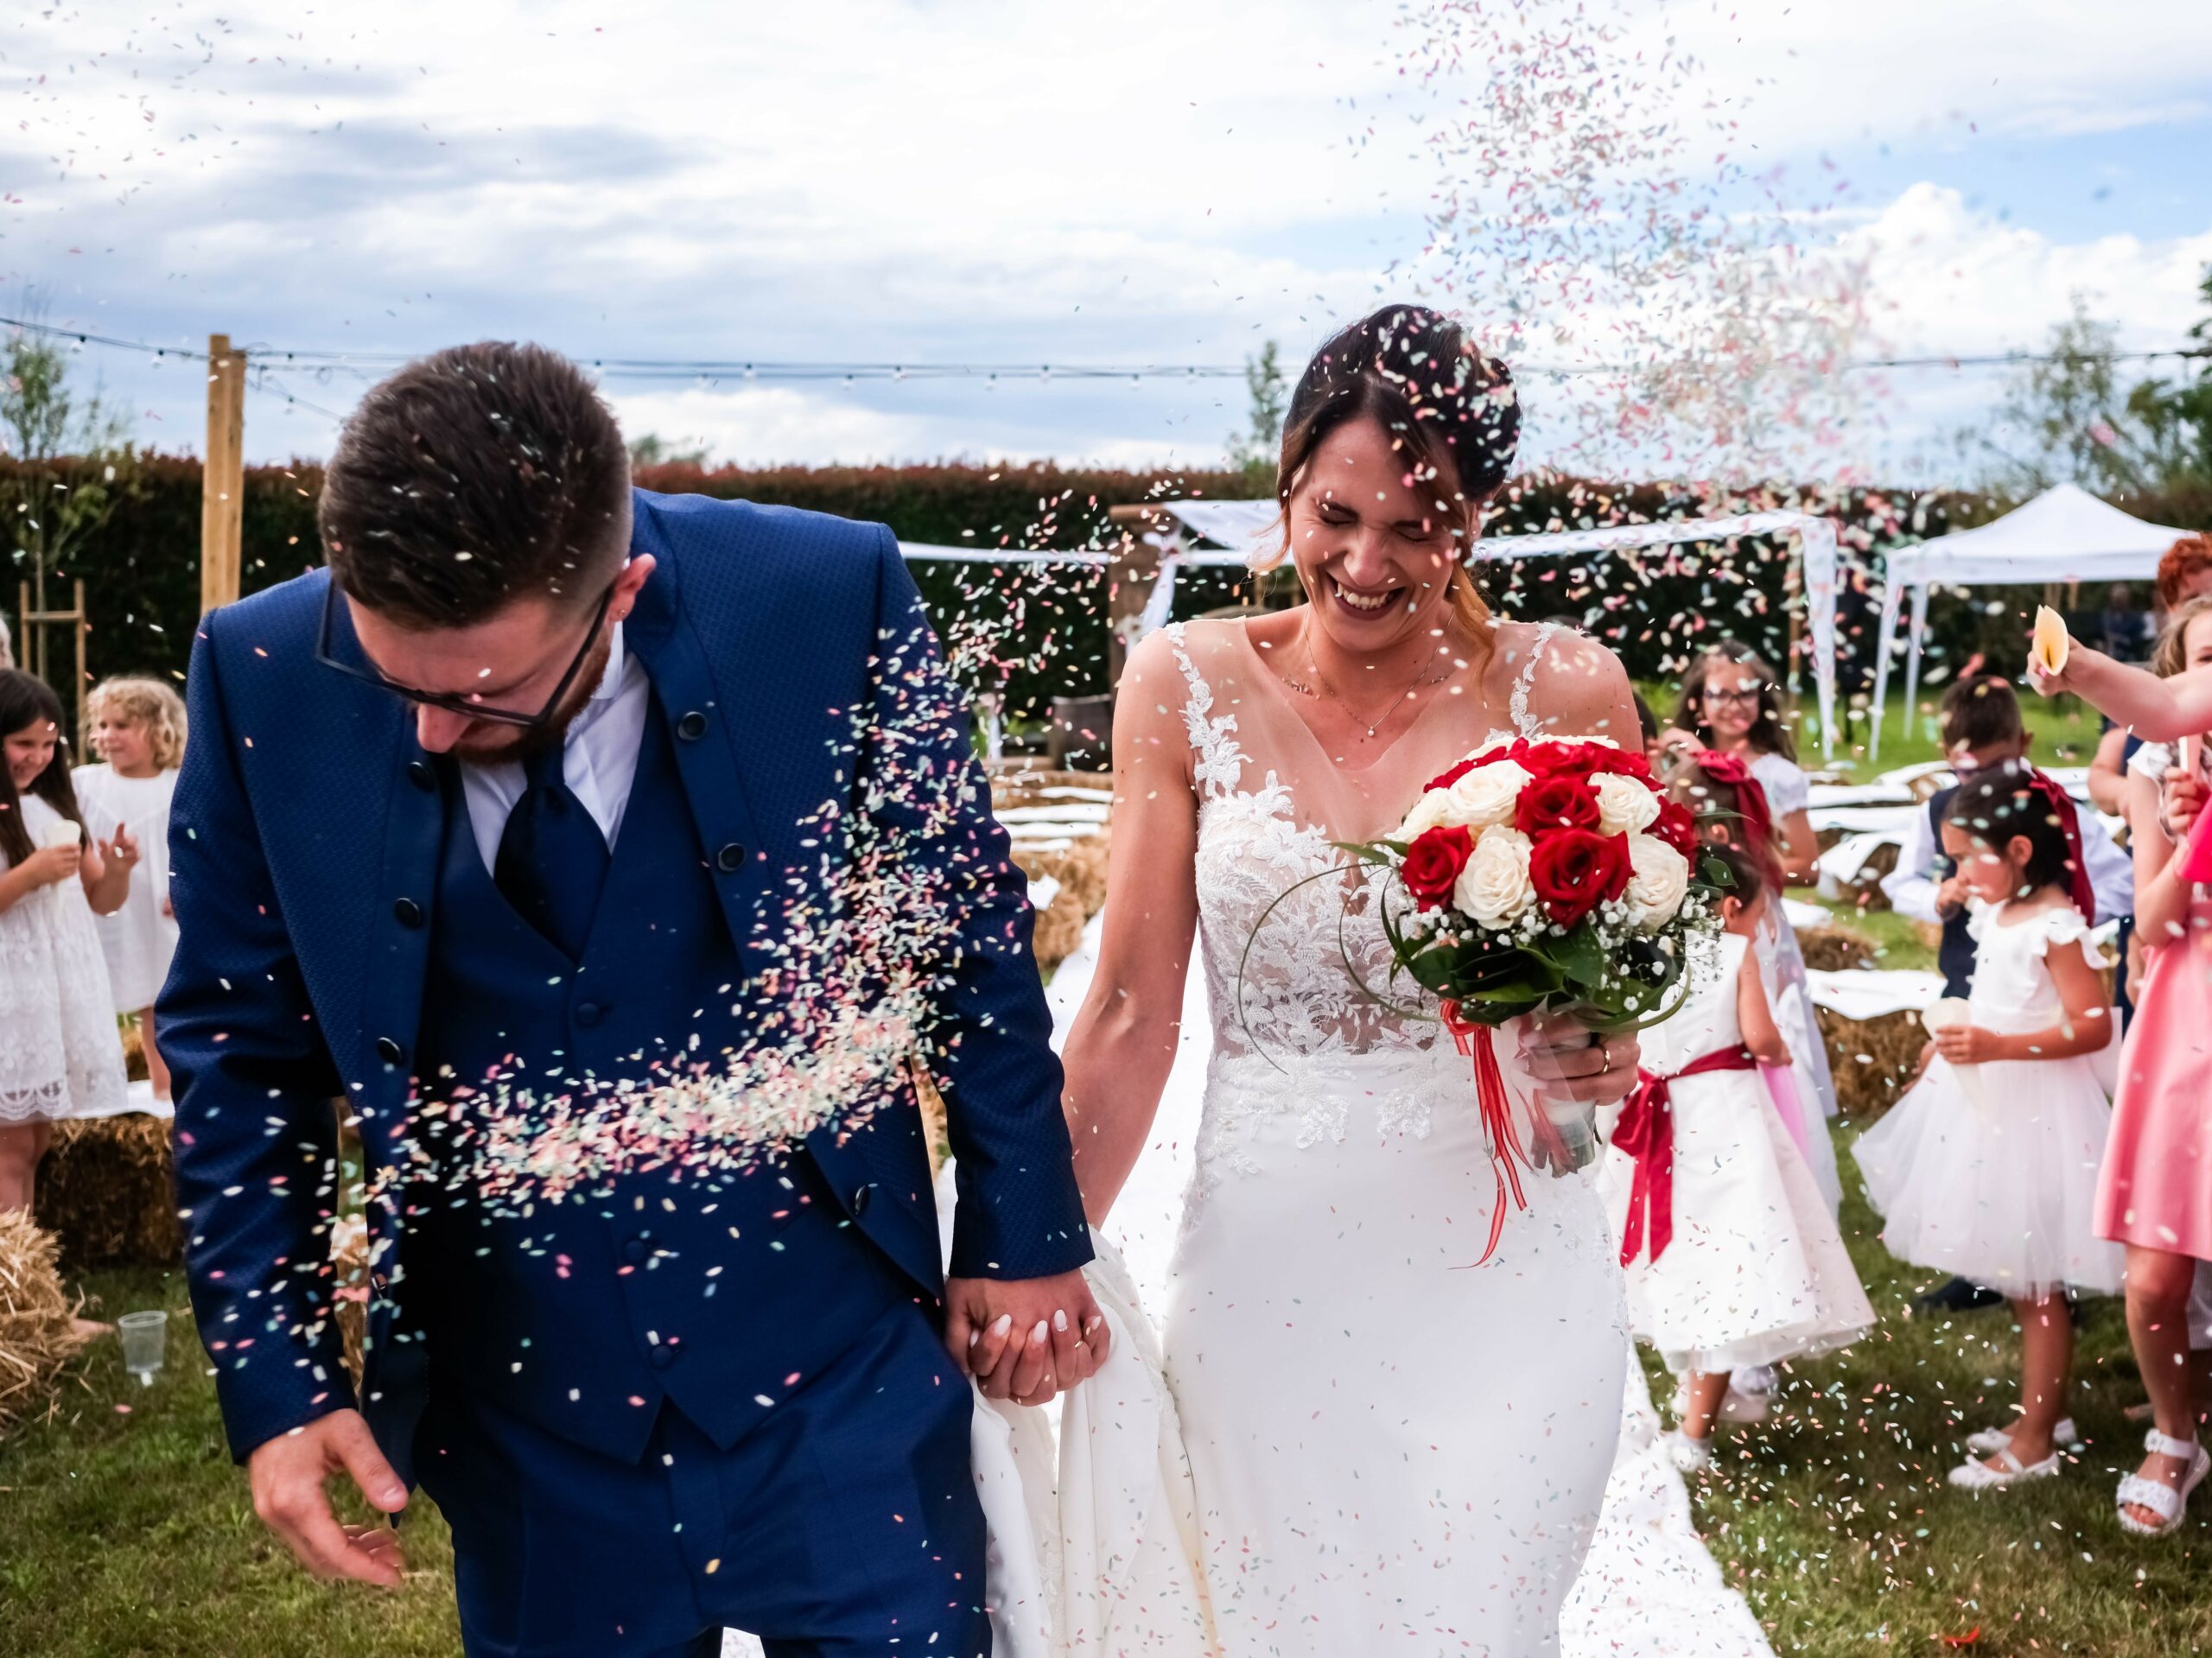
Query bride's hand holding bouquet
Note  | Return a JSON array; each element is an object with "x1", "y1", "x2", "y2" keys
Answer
[{"x1": 1343, "y1": 732, "x2": 1730, "y2": 1260}]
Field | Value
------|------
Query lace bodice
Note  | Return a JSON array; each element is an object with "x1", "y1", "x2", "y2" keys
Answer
[{"x1": 1163, "y1": 619, "x2": 1563, "y2": 1179}]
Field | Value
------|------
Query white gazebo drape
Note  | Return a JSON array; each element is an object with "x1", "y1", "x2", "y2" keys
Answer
[{"x1": 1868, "y1": 483, "x2": 2193, "y2": 758}]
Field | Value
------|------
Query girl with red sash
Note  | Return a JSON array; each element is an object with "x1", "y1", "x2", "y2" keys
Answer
[{"x1": 1598, "y1": 845, "x2": 1873, "y2": 1471}]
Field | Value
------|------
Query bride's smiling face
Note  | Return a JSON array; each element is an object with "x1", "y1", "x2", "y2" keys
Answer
[{"x1": 1285, "y1": 416, "x2": 1467, "y2": 656}]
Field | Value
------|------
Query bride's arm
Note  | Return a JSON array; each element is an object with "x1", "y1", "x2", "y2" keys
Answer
[{"x1": 1060, "y1": 630, "x2": 1202, "y2": 1228}]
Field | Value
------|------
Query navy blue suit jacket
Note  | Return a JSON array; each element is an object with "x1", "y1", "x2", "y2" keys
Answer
[{"x1": 162, "y1": 491, "x2": 1092, "y2": 1464}]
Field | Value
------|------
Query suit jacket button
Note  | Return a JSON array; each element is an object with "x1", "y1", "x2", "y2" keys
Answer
[
  {"x1": 715, "y1": 842, "x2": 745, "y2": 873},
  {"x1": 374, "y1": 1037, "x2": 404, "y2": 1065},
  {"x1": 676, "y1": 710, "x2": 709, "y2": 741},
  {"x1": 623, "y1": 1238, "x2": 648, "y2": 1264},
  {"x1": 406, "y1": 759, "x2": 436, "y2": 792},
  {"x1": 575, "y1": 1001, "x2": 604, "y2": 1028},
  {"x1": 851, "y1": 1185, "x2": 872, "y2": 1217},
  {"x1": 648, "y1": 1343, "x2": 678, "y2": 1370},
  {"x1": 393, "y1": 897, "x2": 424, "y2": 929}
]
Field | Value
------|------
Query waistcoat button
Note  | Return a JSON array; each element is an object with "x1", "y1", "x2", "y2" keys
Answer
[
  {"x1": 575, "y1": 1001, "x2": 604, "y2": 1028},
  {"x1": 623, "y1": 1237, "x2": 648, "y2": 1264},
  {"x1": 676, "y1": 710, "x2": 709, "y2": 741},
  {"x1": 374, "y1": 1036, "x2": 404, "y2": 1065},
  {"x1": 393, "y1": 897, "x2": 424, "y2": 929},
  {"x1": 715, "y1": 842, "x2": 745, "y2": 873},
  {"x1": 406, "y1": 759, "x2": 436, "y2": 792}
]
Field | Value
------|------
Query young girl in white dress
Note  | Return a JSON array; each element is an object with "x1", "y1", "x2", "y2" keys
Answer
[
  {"x1": 1663, "y1": 649, "x2": 1844, "y2": 1218},
  {"x1": 73, "y1": 677, "x2": 187, "y2": 1100},
  {"x1": 0, "y1": 670, "x2": 135, "y2": 1213},
  {"x1": 1600, "y1": 842, "x2": 1873, "y2": 1471},
  {"x1": 1853, "y1": 759, "x2": 2126, "y2": 1490}
]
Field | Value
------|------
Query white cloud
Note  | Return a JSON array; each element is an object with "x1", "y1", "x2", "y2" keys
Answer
[
  {"x1": 605, "y1": 384, "x2": 939, "y2": 467},
  {"x1": 2, "y1": 0, "x2": 2206, "y2": 480}
]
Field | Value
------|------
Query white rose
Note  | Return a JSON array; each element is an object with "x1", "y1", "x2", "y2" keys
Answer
[
  {"x1": 1443, "y1": 759, "x2": 1532, "y2": 831},
  {"x1": 1622, "y1": 834, "x2": 1691, "y2": 931},
  {"x1": 1396, "y1": 786, "x2": 1463, "y2": 842},
  {"x1": 1592, "y1": 772, "x2": 1661, "y2": 837},
  {"x1": 1452, "y1": 823, "x2": 1536, "y2": 930}
]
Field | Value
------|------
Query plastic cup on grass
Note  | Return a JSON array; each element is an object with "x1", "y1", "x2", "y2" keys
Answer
[{"x1": 117, "y1": 1310, "x2": 168, "y2": 1386}]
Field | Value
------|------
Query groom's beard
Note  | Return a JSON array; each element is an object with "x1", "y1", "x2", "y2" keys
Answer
[{"x1": 445, "y1": 626, "x2": 614, "y2": 766}]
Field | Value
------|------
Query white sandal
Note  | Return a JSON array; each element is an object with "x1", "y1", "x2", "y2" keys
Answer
[
  {"x1": 1965, "y1": 1416, "x2": 2079, "y2": 1456},
  {"x1": 2115, "y1": 1429, "x2": 2212, "y2": 1537},
  {"x1": 1948, "y1": 1445, "x2": 2061, "y2": 1490}
]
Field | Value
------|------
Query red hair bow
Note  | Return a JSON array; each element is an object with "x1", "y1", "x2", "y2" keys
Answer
[
  {"x1": 2024, "y1": 768, "x2": 2096, "y2": 924},
  {"x1": 1691, "y1": 750, "x2": 1775, "y2": 857}
]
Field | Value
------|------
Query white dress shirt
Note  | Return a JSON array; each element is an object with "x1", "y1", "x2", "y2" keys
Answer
[
  {"x1": 1881, "y1": 779, "x2": 2134, "y2": 925},
  {"x1": 458, "y1": 622, "x2": 652, "y2": 875}
]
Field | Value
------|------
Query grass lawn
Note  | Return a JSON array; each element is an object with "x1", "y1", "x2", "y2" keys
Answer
[
  {"x1": 1657, "y1": 1123, "x2": 2212, "y2": 1655},
  {"x1": 1817, "y1": 692, "x2": 2111, "y2": 777},
  {"x1": 9, "y1": 1157, "x2": 2209, "y2": 1656},
  {"x1": 0, "y1": 1265, "x2": 461, "y2": 1657}
]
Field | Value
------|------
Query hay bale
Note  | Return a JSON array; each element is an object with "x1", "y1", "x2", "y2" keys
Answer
[
  {"x1": 119, "y1": 1018, "x2": 150, "y2": 1083},
  {"x1": 1829, "y1": 841, "x2": 1900, "y2": 912},
  {"x1": 1816, "y1": 1005, "x2": 1927, "y2": 1117},
  {"x1": 0, "y1": 1211, "x2": 90, "y2": 1436},
  {"x1": 1030, "y1": 895, "x2": 1088, "y2": 973},
  {"x1": 1011, "y1": 838, "x2": 1111, "y2": 922},
  {"x1": 329, "y1": 1215, "x2": 368, "y2": 1397},
  {"x1": 1796, "y1": 925, "x2": 1877, "y2": 974},
  {"x1": 31, "y1": 1114, "x2": 181, "y2": 1269}
]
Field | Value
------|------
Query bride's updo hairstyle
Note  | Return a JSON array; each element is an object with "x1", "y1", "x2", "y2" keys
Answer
[{"x1": 1263, "y1": 304, "x2": 1520, "y2": 647}]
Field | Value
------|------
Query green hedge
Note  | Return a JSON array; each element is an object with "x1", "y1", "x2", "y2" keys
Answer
[{"x1": 13, "y1": 455, "x2": 2206, "y2": 736}]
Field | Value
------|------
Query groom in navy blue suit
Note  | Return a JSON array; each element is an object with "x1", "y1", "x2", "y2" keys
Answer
[{"x1": 162, "y1": 343, "x2": 1103, "y2": 1655}]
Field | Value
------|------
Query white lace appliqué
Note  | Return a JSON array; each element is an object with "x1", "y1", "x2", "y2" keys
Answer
[{"x1": 1165, "y1": 623, "x2": 1554, "y2": 1212}]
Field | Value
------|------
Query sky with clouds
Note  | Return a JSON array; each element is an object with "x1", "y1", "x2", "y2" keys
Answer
[{"x1": 3, "y1": 0, "x2": 2209, "y2": 482}]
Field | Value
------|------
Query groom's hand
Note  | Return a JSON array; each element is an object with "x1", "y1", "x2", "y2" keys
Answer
[
  {"x1": 944, "y1": 1269, "x2": 1109, "y2": 1407},
  {"x1": 248, "y1": 1408, "x2": 409, "y2": 1587}
]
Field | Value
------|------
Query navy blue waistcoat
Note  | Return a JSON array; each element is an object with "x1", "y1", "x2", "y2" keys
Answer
[{"x1": 406, "y1": 698, "x2": 902, "y2": 1461}]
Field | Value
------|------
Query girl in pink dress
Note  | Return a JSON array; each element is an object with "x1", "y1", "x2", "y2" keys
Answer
[{"x1": 2099, "y1": 594, "x2": 2212, "y2": 1537}]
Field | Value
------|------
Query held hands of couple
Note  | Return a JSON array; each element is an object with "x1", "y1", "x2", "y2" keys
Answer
[
  {"x1": 248, "y1": 1408, "x2": 409, "y2": 1589},
  {"x1": 943, "y1": 1267, "x2": 1109, "y2": 1407}
]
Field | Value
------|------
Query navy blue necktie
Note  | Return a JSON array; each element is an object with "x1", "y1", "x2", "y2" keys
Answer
[{"x1": 494, "y1": 742, "x2": 609, "y2": 960}]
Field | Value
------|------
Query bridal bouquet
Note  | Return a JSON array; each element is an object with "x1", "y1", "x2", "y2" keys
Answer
[{"x1": 1341, "y1": 734, "x2": 1731, "y2": 1259}]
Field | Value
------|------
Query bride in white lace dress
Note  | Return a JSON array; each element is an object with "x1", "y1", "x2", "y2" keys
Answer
[{"x1": 1057, "y1": 308, "x2": 1643, "y2": 1655}]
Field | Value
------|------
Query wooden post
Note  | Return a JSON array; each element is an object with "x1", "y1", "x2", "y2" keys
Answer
[
  {"x1": 201, "y1": 333, "x2": 246, "y2": 613},
  {"x1": 17, "y1": 577, "x2": 91, "y2": 737}
]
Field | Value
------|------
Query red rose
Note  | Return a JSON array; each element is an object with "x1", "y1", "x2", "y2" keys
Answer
[
  {"x1": 1513, "y1": 739, "x2": 1648, "y2": 782},
  {"x1": 1527, "y1": 828, "x2": 1632, "y2": 927},
  {"x1": 1516, "y1": 774, "x2": 1602, "y2": 836},
  {"x1": 1400, "y1": 824, "x2": 1474, "y2": 911},
  {"x1": 1650, "y1": 797, "x2": 1700, "y2": 857},
  {"x1": 1426, "y1": 757, "x2": 1479, "y2": 793}
]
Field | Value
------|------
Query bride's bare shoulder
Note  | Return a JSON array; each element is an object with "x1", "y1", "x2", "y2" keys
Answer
[{"x1": 1490, "y1": 620, "x2": 1637, "y2": 746}]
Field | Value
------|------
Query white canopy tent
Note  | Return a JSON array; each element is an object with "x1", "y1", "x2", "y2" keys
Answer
[
  {"x1": 1869, "y1": 483, "x2": 2194, "y2": 759},
  {"x1": 1136, "y1": 500, "x2": 1845, "y2": 758}
]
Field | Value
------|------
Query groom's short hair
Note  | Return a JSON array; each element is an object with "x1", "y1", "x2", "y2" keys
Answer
[{"x1": 320, "y1": 341, "x2": 632, "y2": 629}]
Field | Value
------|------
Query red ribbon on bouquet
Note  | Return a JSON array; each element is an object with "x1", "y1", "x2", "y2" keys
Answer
[
  {"x1": 1439, "y1": 1001, "x2": 1580, "y2": 1266},
  {"x1": 1612, "y1": 1044, "x2": 1758, "y2": 1267}
]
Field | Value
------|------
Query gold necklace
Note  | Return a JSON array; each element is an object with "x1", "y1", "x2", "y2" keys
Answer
[{"x1": 1282, "y1": 626, "x2": 1453, "y2": 742}]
